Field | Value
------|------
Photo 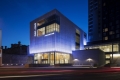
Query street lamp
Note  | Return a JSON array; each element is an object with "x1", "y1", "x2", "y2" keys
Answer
[
  {"x1": 86, "y1": 58, "x2": 93, "y2": 67},
  {"x1": 86, "y1": 58, "x2": 93, "y2": 62},
  {"x1": 73, "y1": 59, "x2": 79, "y2": 65},
  {"x1": 73, "y1": 59, "x2": 79, "y2": 61}
]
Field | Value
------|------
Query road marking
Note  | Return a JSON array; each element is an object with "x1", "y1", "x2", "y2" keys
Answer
[{"x1": 0, "y1": 74, "x2": 61, "y2": 78}]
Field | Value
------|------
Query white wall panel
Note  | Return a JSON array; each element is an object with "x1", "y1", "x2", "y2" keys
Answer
[{"x1": 29, "y1": 9, "x2": 86, "y2": 54}]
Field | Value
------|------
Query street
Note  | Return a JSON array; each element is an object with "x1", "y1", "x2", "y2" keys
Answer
[
  {"x1": 1, "y1": 72, "x2": 120, "y2": 80},
  {"x1": 0, "y1": 67, "x2": 120, "y2": 80}
]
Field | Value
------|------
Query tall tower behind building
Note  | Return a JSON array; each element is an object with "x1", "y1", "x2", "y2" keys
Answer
[
  {"x1": 88, "y1": 0, "x2": 120, "y2": 43},
  {"x1": 86, "y1": 0, "x2": 120, "y2": 65}
]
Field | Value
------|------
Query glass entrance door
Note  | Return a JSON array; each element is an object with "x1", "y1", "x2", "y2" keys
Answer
[
  {"x1": 34, "y1": 60, "x2": 38, "y2": 64},
  {"x1": 50, "y1": 53, "x2": 54, "y2": 65},
  {"x1": 41, "y1": 59, "x2": 48, "y2": 64}
]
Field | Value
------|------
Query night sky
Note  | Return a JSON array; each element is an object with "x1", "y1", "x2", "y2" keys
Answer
[{"x1": 0, "y1": 0, "x2": 88, "y2": 47}]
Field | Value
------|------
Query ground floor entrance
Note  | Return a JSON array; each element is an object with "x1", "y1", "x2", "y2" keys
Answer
[{"x1": 34, "y1": 52, "x2": 72, "y2": 65}]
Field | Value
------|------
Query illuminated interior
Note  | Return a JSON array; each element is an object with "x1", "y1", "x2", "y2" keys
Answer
[
  {"x1": 106, "y1": 54, "x2": 110, "y2": 59},
  {"x1": 113, "y1": 44, "x2": 119, "y2": 52},
  {"x1": 46, "y1": 23, "x2": 59, "y2": 34},
  {"x1": 37, "y1": 20, "x2": 45, "y2": 26},
  {"x1": 34, "y1": 52, "x2": 71, "y2": 65},
  {"x1": 110, "y1": 54, "x2": 120, "y2": 57},
  {"x1": 85, "y1": 43, "x2": 119, "y2": 52},
  {"x1": 76, "y1": 29, "x2": 80, "y2": 34},
  {"x1": 37, "y1": 23, "x2": 59, "y2": 37},
  {"x1": 75, "y1": 29, "x2": 80, "y2": 49},
  {"x1": 105, "y1": 60, "x2": 110, "y2": 64},
  {"x1": 37, "y1": 27, "x2": 45, "y2": 36}
]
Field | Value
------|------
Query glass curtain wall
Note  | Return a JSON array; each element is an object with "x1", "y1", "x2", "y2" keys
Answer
[
  {"x1": 46, "y1": 23, "x2": 59, "y2": 34},
  {"x1": 37, "y1": 27, "x2": 45, "y2": 36},
  {"x1": 55, "y1": 52, "x2": 70, "y2": 64},
  {"x1": 85, "y1": 43, "x2": 119, "y2": 52},
  {"x1": 34, "y1": 52, "x2": 71, "y2": 65},
  {"x1": 37, "y1": 23, "x2": 60, "y2": 37},
  {"x1": 113, "y1": 44, "x2": 119, "y2": 52}
]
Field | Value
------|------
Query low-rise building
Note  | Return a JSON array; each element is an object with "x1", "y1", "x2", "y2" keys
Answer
[{"x1": 1, "y1": 41, "x2": 33, "y2": 65}]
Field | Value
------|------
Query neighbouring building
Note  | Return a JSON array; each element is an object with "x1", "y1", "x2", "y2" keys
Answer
[
  {"x1": 2, "y1": 41, "x2": 29, "y2": 55},
  {"x1": 1, "y1": 41, "x2": 33, "y2": 65},
  {"x1": 29, "y1": 9, "x2": 89, "y2": 66},
  {"x1": 85, "y1": 0, "x2": 120, "y2": 66}
]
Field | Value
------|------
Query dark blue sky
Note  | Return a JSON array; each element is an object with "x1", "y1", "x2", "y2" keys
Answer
[{"x1": 0, "y1": 0, "x2": 88, "y2": 47}]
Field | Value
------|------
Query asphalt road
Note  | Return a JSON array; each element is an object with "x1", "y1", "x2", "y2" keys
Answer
[
  {"x1": 1, "y1": 67, "x2": 120, "y2": 80},
  {"x1": 1, "y1": 72, "x2": 120, "y2": 80}
]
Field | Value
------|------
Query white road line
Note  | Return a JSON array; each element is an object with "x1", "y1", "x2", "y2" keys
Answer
[{"x1": 0, "y1": 74, "x2": 61, "y2": 78}]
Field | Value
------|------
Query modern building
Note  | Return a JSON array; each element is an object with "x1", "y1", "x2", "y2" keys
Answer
[
  {"x1": 86, "y1": 0, "x2": 120, "y2": 66},
  {"x1": 29, "y1": 9, "x2": 87, "y2": 65}
]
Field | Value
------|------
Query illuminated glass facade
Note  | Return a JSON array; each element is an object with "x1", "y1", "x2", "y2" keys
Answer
[
  {"x1": 34, "y1": 52, "x2": 71, "y2": 65},
  {"x1": 30, "y1": 9, "x2": 86, "y2": 65},
  {"x1": 85, "y1": 42, "x2": 120, "y2": 64},
  {"x1": 85, "y1": 43, "x2": 119, "y2": 52}
]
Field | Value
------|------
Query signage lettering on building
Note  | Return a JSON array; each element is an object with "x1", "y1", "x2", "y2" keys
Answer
[{"x1": 34, "y1": 23, "x2": 36, "y2": 36}]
